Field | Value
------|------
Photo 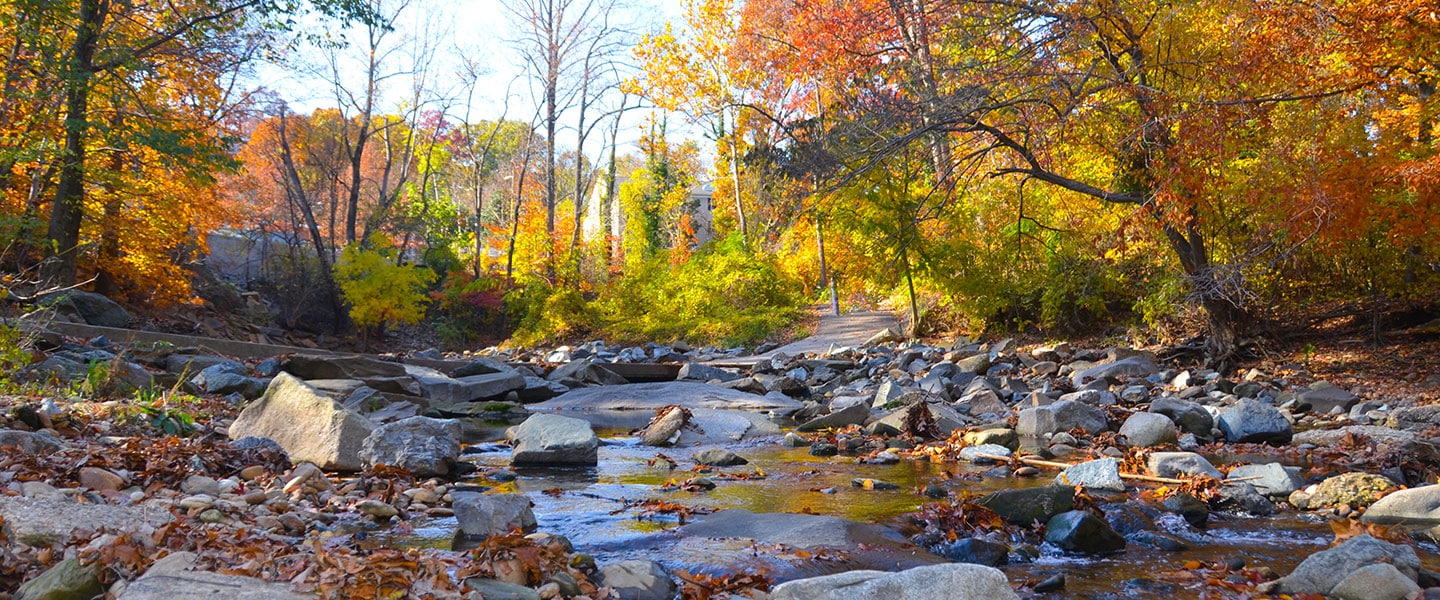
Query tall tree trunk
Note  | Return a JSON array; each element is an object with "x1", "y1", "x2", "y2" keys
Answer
[
  {"x1": 1161, "y1": 219, "x2": 1245, "y2": 372},
  {"x1": 902, "y1": 245, "x2": 920, "y2": 338},
  {"x1": 95, "y1": 115, "x2": 125, "y2": 297},
  {"x1": 44, "y1": 0, "x2": 105, "y2": 286},
  {"x1": 278, "y1": 110, "x2": 345, "y2": 333}
]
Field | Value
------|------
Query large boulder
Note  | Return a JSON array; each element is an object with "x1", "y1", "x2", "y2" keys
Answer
[
  {"x1": 413, "y1": 371, "x2": 526, "y2": 405},
  {"x1": 44, "y1": 290, "x2": 130, "y2": 328},
  {"x1": 117, "y1": 552, "x2": 311, "y2": 600},
  {"x1": 282, "y1": 354, "x2": 407, "y2": 380},
  {"x1": 358, "y1": 416, "x2": 461, "y2": 476},
  {"x1": 770, "y1": 563, "x2": 1018, "y2": 600},
  {"x1": 1217, "y1": 399, "x2": 1292, "y2": 444},
  {"x1": 977, "y1": 485, "x2": 1075, "y2": 526},
  {"x1": 532, "y1": 382, "x2": 804, "y2": 412},
  {"x1": 509, "y1": 413, "x2": 598, "y2": 466},
  {"x1": 227, "y1": 372, "x2": 375, "y2": 471},
  {"x1": 1274, "y1": 535, "x2": 1420, "y2": 596},
  {"x1": 1044, "y1": 510, "x2": 1126, "y2": 555},
  {"x1": 1330, "y1": 563, "x2": 1422, "y2": 600},
  {"x1": 452, "y1": 492, "x2": 537, "y2": 537},
  {"x1": 1118, "y1": 412, "x2": 1178, "y2": 447},
  {"x1": 597, "y1": 560, "x2": 675, "y2": 600},
  {"x1": 1362, "y1": 484, "x2": 1440, "y2": 525}
]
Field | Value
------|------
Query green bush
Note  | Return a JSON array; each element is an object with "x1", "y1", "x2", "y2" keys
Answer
[{"x1": 333, "y1": 239, "x2": 437, "y2": 332}]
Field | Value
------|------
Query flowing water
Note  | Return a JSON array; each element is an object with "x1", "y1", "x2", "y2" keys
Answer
[{"x1": 387, "y1": 418, "x2": 1440, "y2": 598}]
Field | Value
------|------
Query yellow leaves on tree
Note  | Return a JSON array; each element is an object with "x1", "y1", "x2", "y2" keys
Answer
[{"x1": 333, "y1": 237, "x2": 436, "y2": 331}]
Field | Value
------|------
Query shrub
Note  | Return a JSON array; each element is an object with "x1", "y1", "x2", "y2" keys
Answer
[{"x1": 333, "y1": 239, "x2": 437, "y2": 332}]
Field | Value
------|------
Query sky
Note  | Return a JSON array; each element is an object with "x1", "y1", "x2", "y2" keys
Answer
[{"x1": 247, "y1": 0, "x2": 698, "y2": 164}]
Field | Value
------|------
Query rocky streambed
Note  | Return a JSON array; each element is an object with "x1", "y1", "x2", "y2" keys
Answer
[{"x1": 6, "y1": 332, "x2": 1440, "y2": 599}]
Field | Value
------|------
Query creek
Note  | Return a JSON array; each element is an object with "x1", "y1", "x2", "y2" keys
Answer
[{"x1": 385, "y1": 415, "x2": 1440, "y2": 599}]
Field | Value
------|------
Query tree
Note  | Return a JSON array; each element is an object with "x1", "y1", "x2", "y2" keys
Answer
[
  {"x1": 505, "y1": 0, "x2": 627, "y2": 269},
  {"x1": 41, "y1": 0, "x2": 377, "y2": 286},
  {"x1": 739, "y1": 0, "x2": 1431, "y2": 368}
]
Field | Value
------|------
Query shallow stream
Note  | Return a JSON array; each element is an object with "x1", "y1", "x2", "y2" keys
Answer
[{"x1": 390, "y1": 419, "x2": 1440, "y2": 598}]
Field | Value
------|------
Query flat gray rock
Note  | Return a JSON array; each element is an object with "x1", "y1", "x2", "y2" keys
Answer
[
  {"x1": 1362, "y1": 485, "x2": 1440, "y2": 525},
  {"x1": 532, "y1": 382, "x2": 804, "y2": 412},
  {"x1": 1276, "y1": 534, "x2": 1420, "y2": 596},
  {"x1": 510, "y1": 413, "x2": 598, "y2": 466},
  {"x1": 118, "y1": 551, "x2": 312, "y2": 599},
  {"x1": 770, "y1": 563, "x2": 1018, "y2": 600},
  {"x1": 677, "y1": 508, "x2": 908, "y2": 550},
  {"x1": 0, "y1": 495, "x2": 172, "y2": 547}
]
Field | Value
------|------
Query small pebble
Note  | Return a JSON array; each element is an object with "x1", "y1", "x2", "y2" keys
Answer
[
  {"x1": 178, "y1": 495, "x2": 216, "y2": 510},
  {"x1": 198, "y1": 509, "x2": 226, "y2": 523},
  {"x1": 1034, "y1": 573, "x2": 1065, "y2": 593},
  {"x1": 357, "y1": 500, "x2": 398, "y2": 520},
  {"x1": 1014, "y1": 466, "x2": 1040, "y2": 477}
]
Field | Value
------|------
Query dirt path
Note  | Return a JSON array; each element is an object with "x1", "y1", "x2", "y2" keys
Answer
[{"x1": 715, "y1": 310, "x2": 897, "y2": 366}]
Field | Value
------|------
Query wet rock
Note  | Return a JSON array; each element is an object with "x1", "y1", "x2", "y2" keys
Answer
[
  {"x1": 1304, "y1": 472, "x2": 1398, "y2": 509},
  {"x1": 693, "y1": 448, "x2": 747, "y2": 467},
  {"x1": 359, "y1": 416, "x2": 461, "y2": 476},
  {"x1": 1033, "y1": 573, "x2": 1065, "y2": 593},
  {"x1": 118, "y1": 551, "x2": 310, "y2": 599},
  {"x1": 357, "y1": 500, "x2": 398, "y2": 520},
  {"x1": 510, "y1": 414, "x2": 598, "y2": 466},
  {"x1": 963, "y1": 428, "x2": 1019, "y2": 451},
  {"x1": 959, "y1": 444, "x2": 1012, "y2": 464},
  {"x1": 1275, "y1": 535, "x2": 1420, "y2": 596},
  {"x1": 677, "y1": 508, "x2": 917, "y2": 553},
  {"x1": 1044, "y1": 510, "x2": 1125, "y2": 555},
  {"x1": 851, "y1": 478, "x2": 900, "y2": 490},
  {"x1": 1162, "y1": 493, "x2": 1210, "y2": 528},
  {"x1": 1216, "y1": 482, "x2": 1276, "y2": 515},
  {"x1": 677, "y1": 409, "x2": 780, "y2": 444},
  {"x1": 598, "y1": 560, "x2": 675, "y2": 600},
  {"x1": 1363, "y1": 484, "x2": 1440, "y2": 525},
  {"x1": 532, "y1": 381, "x2": 804, "y2": 412},
  {"x1": 0, "y1": 429, "x2": 64, "y2": 454},
  {"x1": 770, "y1": 563, "x2": 1019, "y2": 600},
  {"x1": 796, "y1": 402, "x2": 869, "y2": 432},
  {"x1": 1330, "y1": 563, "x2": 1422, "y2": 600},
  {"x1": 935, "y1": 537, "x2": 1009, "y2": 566},
  {"x1": 282, "y1": 354, "x2": 407, "y2": 380},
  {"x1": 1227, "y1": 462, "x2": 1303, "y2": 498},
  {"x1": 810, "y1": 442, "x2": 839, "y2": 456},
  {"x1": 1104, "y1": 504, "x2": 1157, "y2": 535},
  {"x1": 465, "y1": 579, "x2": 540, "y2": 600},
  {"x1": 1149, "y1": 397, "x2": 1204, "y2": 429},
  {"x1": 227, "y1": 372, "x2": 375, "y2": 471},
  {"x1": 977, "y1": 485, "x2": 1075, "y2": 526},
  {"x1": 1056, "y1": 458, "x2": 1125, "y2": 492},
  {"x1": 453, "y1": 492, "x2": 537, "y2": 537},
  {"x1": 15, "y1": 557, "x2": 103, "y2": 600},
  {"x1": 1126, "y1": 530, "x2": 1191, "y2": 551},
  {"x1": 1146, "y1": 452, "x2": 1223, "y2": 479},
  {"x1": 1217, "y1": 398, "x2": 1293, "y2": 445},
  {"x1": 1118, "y1": 412, "x2": 1178, "y2": 447}
]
